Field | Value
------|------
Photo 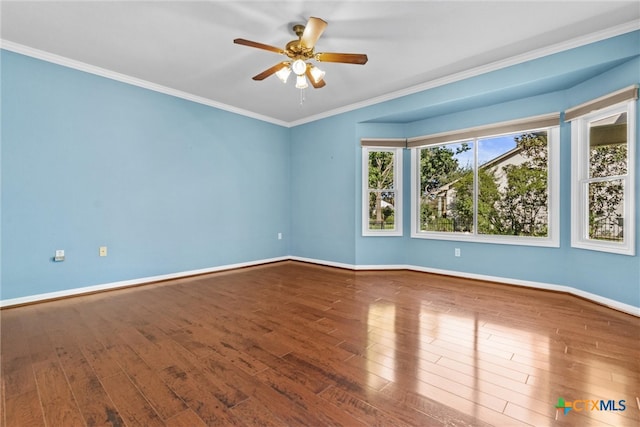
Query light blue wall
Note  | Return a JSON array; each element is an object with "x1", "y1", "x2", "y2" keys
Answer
[
  {"x1": 290, "y1": 115, "x2": 357, "y2": 264},
  {"x1": 291, "y1": 31, "x2": 640, "y2": 308},
  {"x1": 398, "y1": 91, "x2": 568, "y2": 286},
  {"x1": 1, "y1": 50, "x2": 290, "y2": 300},
  {"x1": 2, "y1": 30, "x2": 639, "y2": 309},
  {"x1": 396, "y1": 58, "x2": 640, "y2": 307},
  {"x1": 354, "y1": 122, "x2": 407, "y2": 266},
  {"x1": 561, "y1": 56, "x2": 640, "y2": 304}
]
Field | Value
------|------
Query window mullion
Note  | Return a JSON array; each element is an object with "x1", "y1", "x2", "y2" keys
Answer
[
  {"x1": 585, "y1": 175, "x2": 628, "y2": 184},
  {"x1": 473, "y1": 137, "x2": 479, "y2": 236}
]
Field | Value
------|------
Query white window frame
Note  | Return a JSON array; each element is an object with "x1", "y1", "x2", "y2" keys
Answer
[
  {"x1": 362, "y1": 147, "x2": 403, "y2": 236},
  {"x1": 410, "y1": 126, "x2": 560, "y2": 247},
  {"x1": 570, "y1": 100, "x2": 636, "y2": 255}
]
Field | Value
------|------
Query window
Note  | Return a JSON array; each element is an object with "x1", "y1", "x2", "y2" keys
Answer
[
  {"x1": 362, "y1": 146, "x2": 403, "y2": 236},
  {"x1": 410, "y1": 115, "x2": 559, "y2": 246},
  {"x1": 570, "y1": 92, "x2": 636, "y2": 255}
]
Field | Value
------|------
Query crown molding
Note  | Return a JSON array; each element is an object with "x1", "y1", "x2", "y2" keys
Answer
[
  {"x1": 288, "y1": 20, "x2": 640, "y2": 127},
  {"x1": 2, "y1": 20, "x2": 638, "y2": 128},
  {"x1": 0, "y1": 39, "x2": 289, "y2": 128}
]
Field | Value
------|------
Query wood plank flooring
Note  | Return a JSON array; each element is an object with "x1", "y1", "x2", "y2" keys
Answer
[{"x1": 1, "y1": 260, "x2": 639, "y2": 426}]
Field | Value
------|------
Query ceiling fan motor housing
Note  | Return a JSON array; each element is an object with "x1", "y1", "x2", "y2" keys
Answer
[{"x1": 285, "y1": 25, "x2": 315, "y2": 60}]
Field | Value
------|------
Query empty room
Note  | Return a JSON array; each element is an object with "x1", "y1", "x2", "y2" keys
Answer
[{"x1": 1, "y1": 1, "x2": 639, "y2": 426}]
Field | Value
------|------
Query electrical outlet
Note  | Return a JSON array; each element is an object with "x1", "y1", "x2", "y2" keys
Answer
[
  {"x1": 278, "y1": 232, "x2": 282, "y2": 240},
  {"x1": 455, "y1": 248, "x2": 461, "y2": 257},
  {"x1": 54, "y1": 249, "x2": 65, "y2": 262},
  {"x1": 99, "y1": 246, "x2": 108, "y2": 257}
]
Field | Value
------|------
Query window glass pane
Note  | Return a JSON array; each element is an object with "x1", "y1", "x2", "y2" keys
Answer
[
  {"x1": 589, "y1": 112, "x2": 627, "y2": 178},
  {"x1": 368, "y1": 191, "x2": 395, "y2": 230},
  {"x1": 589, "y1": 180, "x2": 624, "y2": 241},
  {"x1": 368, "y1": 151, "x2": 395, "y2": 190},
  {"x1": 418, "y1": 142, "x2": 474, "y2": 233},
  {"x1": 477, "y1": 132, "x2": 549, "y2": 237},
  {"x1": 364, "y1": 147, "x2": 402, "y2": 236}
]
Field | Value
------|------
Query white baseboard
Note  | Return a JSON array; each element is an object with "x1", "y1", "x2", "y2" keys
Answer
[
  {"x1": 2, "y1": 255, "x2": 638, "y2": 317},
  {"x1": 0, "y1": 256, "x2": 288, "y2": 308},
  {"x1": 404, "y1": 264, "x2": 640, "y2": 317},
  {"x1": 291, "y1": 257, "x2": 640, "y2": 317},
  {"x1": 288, "y1": 256, "x2": 357, "y2": 270}
]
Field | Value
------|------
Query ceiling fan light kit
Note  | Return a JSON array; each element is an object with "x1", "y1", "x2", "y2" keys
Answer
[
  {"x1": 275, "y1": 66, "x2": 292, "y2": 83},
  {"x1": 291, "y1": 59, "x2": 307, "y2": 75},
  {"x1": 295, "y1": 75, "x2": 309, "y2": 89},
  {"x1": 309, "y1": 66, "x2": 325, "y2": 83},
  {"x1": 234, "y1": 16, "x2": 368, "y2": 100}
]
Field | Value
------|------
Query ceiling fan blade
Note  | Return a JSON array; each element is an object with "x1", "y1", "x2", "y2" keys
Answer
[
  {"x1": 252, "y1": 62, "x2": 289, "y2": 81},
  {"x1": 234, "y1": 38, "x2": 284, "y2": 55},
  {"x1": 316, "y1": 52, "x2": 368, "y2": 65},
  {"x1": 305, "y1": 67, "x2": 326, "y2": 89},
  {"x1": 300, "y1": 17, "x2": 327, "y2": 49}
]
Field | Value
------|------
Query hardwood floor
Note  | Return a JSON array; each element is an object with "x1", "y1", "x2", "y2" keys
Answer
[{"x1": 1, "y1": 260, "x2": 638, "y2": 426}]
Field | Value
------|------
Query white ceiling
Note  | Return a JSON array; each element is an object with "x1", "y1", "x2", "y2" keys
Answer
[{"x1": 2, "y1": 1, "x2": 639, "y2": 126}]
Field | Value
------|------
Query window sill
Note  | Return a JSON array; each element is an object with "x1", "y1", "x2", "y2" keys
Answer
[
  {"x1": 411, "y1": 231, "x2": 559, "y2": 248},
  {"x1": 363, "y1": 230, "x2": 403, "y2": 237},
  {"x1": 571, "y1": 240, "x2": 635, "y2": 256}
]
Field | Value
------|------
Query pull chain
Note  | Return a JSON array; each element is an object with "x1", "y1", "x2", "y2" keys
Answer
[{"x1": 299, "y1": 88, "x2": 306, "y2": 106}]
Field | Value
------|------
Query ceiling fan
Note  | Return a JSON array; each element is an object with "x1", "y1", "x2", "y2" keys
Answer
[{"x1": 234, "y1": 17, "x2": 368, "y2": 90}]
